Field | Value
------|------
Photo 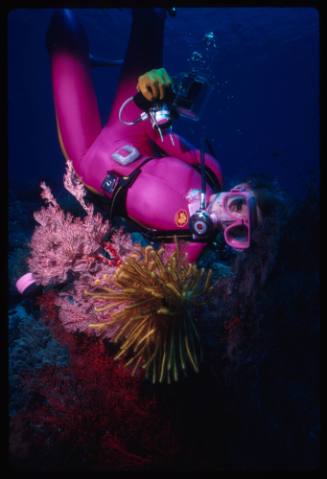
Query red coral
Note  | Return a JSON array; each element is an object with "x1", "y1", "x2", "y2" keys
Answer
[
  {"x1": 224, "y1": 316, "x2": 241, "y2": 333},
  {"x1": 10, "y1": 293, "x2": 181, "y2": 470},
  {"x1": 96, "y1": 241, "x2": 122, "y2": 267},
  {"x1": 36, "y1": 291, "x2": 76, "y2": 349},
  {"x1": 10, "y1": 342, "x2": 180, "y2": 470}
]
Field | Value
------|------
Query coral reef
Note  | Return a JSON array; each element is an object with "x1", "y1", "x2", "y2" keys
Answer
[
  {"x1": 9, "y1": 302, "x2": 68, "y2": 416},
  {"x1": 53, "y1": 228, "x2": 137, "y2": 338},
  {"x1": 9, "y1": 312, "x2": 181, "y2": 471},
  {"x1": 203, "y1": 188, "x2": 320, "y2": 469},
  {"x1": 12, "y1": 160, "x2": 219, "y2": 385},
  {"x1": 9, "y1": 164, "x2": 319, "y2": 469}
]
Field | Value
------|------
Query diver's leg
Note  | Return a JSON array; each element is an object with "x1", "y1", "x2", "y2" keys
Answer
[
  {"x1": 47, "y1": 9, "x2": 102, "y2": 165},
  {"x1": 107, "y1": 8, "x2": 166, "y2": 125},
  {"x1": 164, "y1": 242, "x2": 207, "y2": 263}
]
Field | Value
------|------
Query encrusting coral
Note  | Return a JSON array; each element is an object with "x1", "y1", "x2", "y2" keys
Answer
[{"x1": 85, "y1": 240, "x2": 214, "y2": 383}]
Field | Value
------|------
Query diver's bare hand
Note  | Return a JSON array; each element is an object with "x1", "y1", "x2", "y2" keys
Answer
[{"x1": 136, "y1": 67, "x2": 173, "y2": 101}]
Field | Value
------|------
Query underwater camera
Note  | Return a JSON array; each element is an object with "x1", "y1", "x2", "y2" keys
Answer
[
  {"x1": 119, "y1": 72, "x2": 211, "y2": 142},
  {"x1": 172, "y1": 72, "x2": 211, "y2": 121}
]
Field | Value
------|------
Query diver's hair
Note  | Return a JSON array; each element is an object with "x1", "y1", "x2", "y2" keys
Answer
[
  {"x1": 232, "y1": 175, "x2": 288, "y2": 286},
  {"x1": 212, "y1": 175, "x2": 289, "y2": 376},
  {"x1": 243, "y1": 175, "x2": 288, "y2": 220}
]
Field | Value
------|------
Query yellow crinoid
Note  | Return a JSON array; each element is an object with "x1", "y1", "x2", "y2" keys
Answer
[{"x1": 86, "y1": 240, "x2": 214, "y2": 383}]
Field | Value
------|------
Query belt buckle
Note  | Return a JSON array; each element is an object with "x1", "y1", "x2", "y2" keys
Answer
[{"x1": 101, "y1": 171, "x2": 120, "y2": 199}]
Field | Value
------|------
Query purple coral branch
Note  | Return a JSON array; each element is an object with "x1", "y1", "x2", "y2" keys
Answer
[{"x1": 63, "y1": 159, "x2": 93, "y2": 215}]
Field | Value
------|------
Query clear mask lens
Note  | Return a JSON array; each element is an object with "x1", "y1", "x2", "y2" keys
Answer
[{"x1": 225, "y1": 195, "x2": 248, "y2": 216}]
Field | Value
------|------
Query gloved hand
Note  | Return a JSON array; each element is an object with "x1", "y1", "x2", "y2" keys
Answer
[{"x1": 136, "y1": 67, "x2": 173, "y2": 101}]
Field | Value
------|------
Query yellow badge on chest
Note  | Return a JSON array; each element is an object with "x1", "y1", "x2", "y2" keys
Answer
[{"x1": 175, "y1": 209, "x2": 188, "y2": 227}]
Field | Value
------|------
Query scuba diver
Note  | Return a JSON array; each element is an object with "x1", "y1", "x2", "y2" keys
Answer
[
  {"x1": 45, "y1": 7, "x2": 258, "y2": 263},
  {"x1": 13, "y1": 6, "x2": 287, "y2": 391}
]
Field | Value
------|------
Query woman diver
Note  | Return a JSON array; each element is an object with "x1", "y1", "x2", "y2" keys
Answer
[{"x1": 45, "y1": 8, "x2": 260, "y2": 263}]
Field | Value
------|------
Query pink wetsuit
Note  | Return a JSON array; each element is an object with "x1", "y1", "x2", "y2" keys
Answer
[{"x1": 48, "y1": 8, "x2": 223, "y2": 262}]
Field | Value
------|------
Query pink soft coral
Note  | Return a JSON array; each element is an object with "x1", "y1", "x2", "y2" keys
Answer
[
  {"x1": 54, "y1": 229, "x2": 138, "y2": 339},
  {"x1": 26, "y1": 160, "x2": 147, "y2": 341},
  {"x1": 54, "y1": 264, "x2": 120, "y2": 339},
  {"x1": 27, "y1": 161, "x2": 110, "y2": 286}
]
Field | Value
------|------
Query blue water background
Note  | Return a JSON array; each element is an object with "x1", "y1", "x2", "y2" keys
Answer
[{"x1": 8, "y1": 7, "x2": 320, "y2": 200}]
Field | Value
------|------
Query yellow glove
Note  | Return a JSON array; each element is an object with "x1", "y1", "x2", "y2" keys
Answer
[{"x1": 136, "y1": 67, "x2": 173, "y2": 101}]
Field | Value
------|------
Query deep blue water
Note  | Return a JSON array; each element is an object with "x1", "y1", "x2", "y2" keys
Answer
[{"x1": 8, "y1": 7, "x2": 319, "y2": 199}]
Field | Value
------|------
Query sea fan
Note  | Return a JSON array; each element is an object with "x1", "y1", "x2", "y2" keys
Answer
[
  {"x1": 53, "y1": 233, "x2": 136, "y2": 338},
  {"x1": 85, "y1": 240, "x2": 214, "y2": 383},
  {"x1": 27, "y1": 165, "x2": 110, "y2": 286}
]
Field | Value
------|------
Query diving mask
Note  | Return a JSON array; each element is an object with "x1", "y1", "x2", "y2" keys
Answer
[{"x1": 209, "y1": 185, "x2": 258, "y2": 250}]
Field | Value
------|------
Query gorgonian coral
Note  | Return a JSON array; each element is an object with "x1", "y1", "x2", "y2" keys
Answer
[
  {"x1": 10, "y1": 336, "x2": 181, "y2": 470},
  {"x1": 53, "y1": 229, "x2": 137, "y2": 338},
  {"x1": 27, "y1": 161, "x2": 110, "y2": 286},
  {"x1": 85, "y1": 241, "x2": 214, "y2": 383}
]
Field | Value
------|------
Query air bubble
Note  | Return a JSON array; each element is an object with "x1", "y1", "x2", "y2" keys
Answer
[
  {"x1": 203, "y1": 31, "x2": 217, "y2": 49},
  {"x1": 190, "y1": 51, "x2": 203, "y2": 63}
]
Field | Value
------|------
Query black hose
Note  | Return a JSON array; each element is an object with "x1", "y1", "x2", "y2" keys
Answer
[{"x1": 200, "y1": 138, "x2": 206, "y2": 209}]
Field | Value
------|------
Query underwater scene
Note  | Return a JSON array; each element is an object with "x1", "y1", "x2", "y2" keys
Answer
[{"x1": 8, "y1": 7, "x2": 319, "y2": 471}]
